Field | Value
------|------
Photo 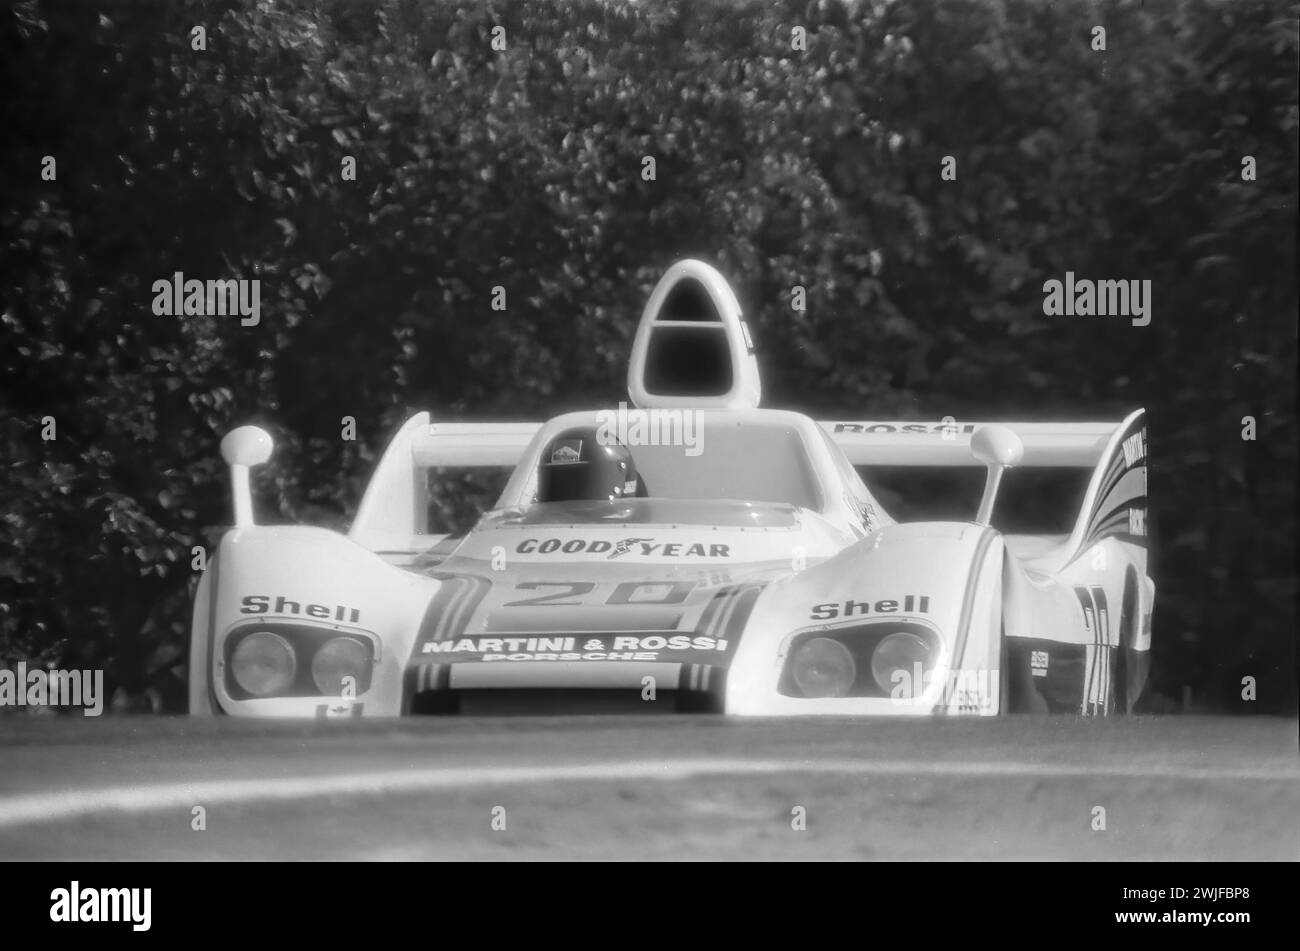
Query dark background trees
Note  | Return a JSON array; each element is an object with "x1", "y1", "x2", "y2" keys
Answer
[{"x1": 2, "y1": 0, "x2": 1295, "y2": 712}]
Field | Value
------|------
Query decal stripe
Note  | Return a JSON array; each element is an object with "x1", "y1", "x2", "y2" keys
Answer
[
  {"x1": 725, "y1": 586, "x2": 763, "y2": 641},
  {"x1": 423, "y1": 578, "x2": 467, "y2": 645},
  {"x1": 1070, "y1": 418, "x2": 1147, "y2": 564},
  {"x1": 1097, "y1": 451, "x2": 1125, "y2": 500},
  {"x1": 696, "y1": 585, "x2": 736, "y2": 639},
  {"x1": 1095, "y1": 588, "x2": 1111, "y2": 714},
  {"x1": 409, "y1": 574, "x2": 494, "y2": 697},
  {"x1": 448, "y1": 575, "x2": 491, "y2": 642},
  {"x1": 419, "y1": 574, "x2": 491, "y2": 645},
  {"x1": 1073, "y1": 586, "x2": 1097, "y2": 715},
  {"x1": 435, "y1": 582, "x2": 466, "y2": 644},
  {"x1": 1072, "y1": 585, "x2": 1114, "y2": 716},
  {"x1": 1087, "y1": 476, "x2": 1148, "y2": 532},
  {"x1": 1084, "y1": 501, "x2": 1148, "y2": 549},
  {"x1": 1089, "y1": 494, "x2": 1148, "y2": 527},
  {"x1": 1096, "y1": 419, "x2": 1143, "y2": 498},
  {"x1": 1094, "y1": 471, "x2": 1139, "y2": 521},
  {"x1": 1086, "y1": 591, "x2": 1097, "y2": 716},
  {"x1": 1085, "y1": 515, "x2": 1130, "y2": 550},
  {"x1": 1089, "y1": 506, "x2": 1137, "y2": 535},
  {"x1": 715, "y1": 589, "x2": 744, "y2": 642},
  {"x1": 1088, "y1": 591, "x2": 1100, "y2": 715},
  {"x1": 678, "y1": 665, "x2": 693, "y2": 691}
]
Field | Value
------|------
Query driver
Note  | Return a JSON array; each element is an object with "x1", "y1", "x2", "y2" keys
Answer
[{"x1": 536, "y1": 427, "x2": 640, "y2": 503}]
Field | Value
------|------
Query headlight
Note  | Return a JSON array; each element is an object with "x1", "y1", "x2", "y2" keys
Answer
[
  {"x1": 231, "y1": 631, "x2": 297, "y2": 697},
  {"x1": 311, "y1": 636, "x2": 372, "y2": 696},
  {"x1": 870, "y1": 631, "x2": 935, "y2": 698},
  {"x1": 790, "y1": 636, "x2": 856, "y2": 698}
]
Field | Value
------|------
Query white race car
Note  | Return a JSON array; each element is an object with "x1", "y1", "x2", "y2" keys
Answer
[{"x1": 190, "y1": 259, "x2": 1152, "y2": 717}]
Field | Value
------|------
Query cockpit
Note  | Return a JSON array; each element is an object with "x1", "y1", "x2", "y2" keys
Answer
[{"x1": 518, "y1": 410, "x2": 830, "y2": 514}]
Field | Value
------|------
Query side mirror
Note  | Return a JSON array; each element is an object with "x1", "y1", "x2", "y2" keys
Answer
[
  {"x1": 971, "y1": 425, "x2": 1023, "y2": 526},
  {"x1": 220, "y1": 426, "x2": 273, "y2": 527}
]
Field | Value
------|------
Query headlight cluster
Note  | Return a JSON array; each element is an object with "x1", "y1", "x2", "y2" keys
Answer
[
  {"x1": 228, "y1": 627, "x2": 373, "y2": 699},
  {"x1": 781, "y1": 624, "x2": 940, "y2": 699}
]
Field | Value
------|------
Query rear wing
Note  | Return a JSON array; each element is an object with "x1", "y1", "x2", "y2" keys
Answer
[
  {"x1": 822, "y1": 411, "x2": 1148, "y2": 567},
  {"x1": 350, "y1": 410, "x2": 1147, "y2": 564},
  {"x1": 819, "y1": 420, "x2": 1118, "y2": 467},
  {"x1": 405, "y1": 418, "x2": 1116, "y2": 470}
]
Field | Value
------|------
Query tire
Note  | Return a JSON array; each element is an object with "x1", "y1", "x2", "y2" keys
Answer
[
  {"x1": 1106, "y1": 573, "x2": 1138, "y2": 715},
  {"x1": 998, "y1": 623, "x2": 1011, "y2": 714}
]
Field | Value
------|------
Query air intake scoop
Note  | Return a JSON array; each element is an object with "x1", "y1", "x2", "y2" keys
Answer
[{"x1": 627, "y1": 259, "x2": 761, "y2": 410}]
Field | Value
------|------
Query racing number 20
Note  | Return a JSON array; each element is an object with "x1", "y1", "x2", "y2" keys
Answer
[{"x1": 504, "y1": 581, "x2": 694, "y2": 607}]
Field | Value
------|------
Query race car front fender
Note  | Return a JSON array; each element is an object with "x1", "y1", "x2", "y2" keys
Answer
[
  {"x1": 724, "y1": 522, "x2": 1005, "y2": 715},
  {"x1": 189, "y1": 526, "x2": 440, "y2": 717}
]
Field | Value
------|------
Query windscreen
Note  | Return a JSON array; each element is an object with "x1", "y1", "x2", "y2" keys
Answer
[{"x1": 627, "y1": 422, "x2": 823, "y2": 511}]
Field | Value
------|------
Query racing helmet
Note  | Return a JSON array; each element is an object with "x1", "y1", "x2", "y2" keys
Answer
[{"x1": 536, "y1": 427, "x2": 639, "y2": 503}]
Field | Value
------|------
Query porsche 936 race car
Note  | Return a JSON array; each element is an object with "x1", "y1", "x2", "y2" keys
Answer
[{"x1": 190, "y1": 260, "x2": 1152, "y2": 717}]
